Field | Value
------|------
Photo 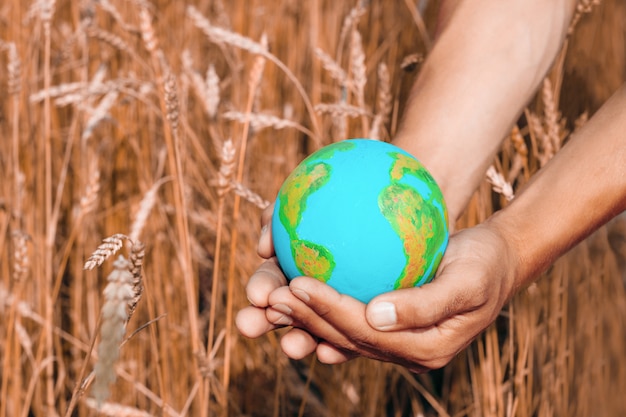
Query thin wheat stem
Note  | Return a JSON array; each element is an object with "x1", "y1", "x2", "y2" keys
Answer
[
  {"x1": 206, "y1": 138, "x2": 235, "y2": 415},
  {"x1": 402, "y1": 0, "x2": 432, "y2": 50},
  {"x1": 41, "y1": 0, "x2": 57, "y2": 408},
  {"x1": 140, "y1": 7, "x2": 201, "y2": 411},
  {"x1": 220, "y1": 43, "x2": 268, "y2": 410},
  {"x1": 187, "y1": 5, "x2": 321, "y2": 147}
]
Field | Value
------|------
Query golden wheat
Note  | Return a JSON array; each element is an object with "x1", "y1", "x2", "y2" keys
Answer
[{"x1": 0, "y1": 1, "x2": 623, "y2": 416}]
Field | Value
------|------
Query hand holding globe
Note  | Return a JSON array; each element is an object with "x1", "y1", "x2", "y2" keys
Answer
[{"x1": 236, "y1": 0, "x2": 626, "y2": 374}]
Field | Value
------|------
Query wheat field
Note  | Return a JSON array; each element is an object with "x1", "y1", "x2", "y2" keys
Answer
[{"x1": 0, "y1": 0, "x2": 625, "y2": 416}]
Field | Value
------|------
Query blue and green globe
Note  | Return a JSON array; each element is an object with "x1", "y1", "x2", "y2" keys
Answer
[{"x1": 272, "y1": 139, "x2": 449, "y2": 303}]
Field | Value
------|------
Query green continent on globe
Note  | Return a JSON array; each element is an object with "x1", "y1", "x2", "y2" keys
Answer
[
  {"x1": 277, "y1": 154, "x2": 342, "y2": 281},
  {"x1": 380, "y1": 151, "x2": 448, "y2": 289},
  {"x1": 278, "y1": 161, "x2": 332, "y2": 236},
  {"x1": 304, "y1": 140, "x2": 356, "y2": 164},
  {"x1": 388, "y1": 151, "x2": 439, "y2": 192},
  {"x1": 291, "y1": 239, "x2": 335, "y2": 282},
  {"x1": 379, "y1": 183, "x2": 436, "y2": 288}
]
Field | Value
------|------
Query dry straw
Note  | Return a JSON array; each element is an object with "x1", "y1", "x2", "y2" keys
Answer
[
  {"x1": 1, "y1": 1, "x2": 624, "y2": 415},
  {"x1": 83, "y1": 234, "x2": 145, "y2": 407},
  {"x1": 370, "y1": 62, "x2": 392, "y2": 140},
  {"x1": 314, "y1": 47, "x2": 349, "y2": 87},
  {"x1": 92, "y1": 255, "x2": 135, "y2": 407},
  {"x1": 11, "y1": 231, "x2": 29, "y2": 282},
  {"x1": 182, "y1": 50, "x2": 221, "y2": 119},
  {"x1": 486, "y1": 165, "x2": 515, "y2": 202},
  {"x1": 129, "y1": 177, "x2": 171, "y2": 243}
]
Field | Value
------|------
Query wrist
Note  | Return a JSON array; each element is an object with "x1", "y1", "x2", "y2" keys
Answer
[{"x1": 483, "y1": 210, "x2": 532, "y2": 294}]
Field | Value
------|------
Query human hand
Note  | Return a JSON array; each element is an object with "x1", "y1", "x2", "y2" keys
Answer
[
  {"x1": 237, "y1": 210, "x2": 519, "y2": 372},
  {"x1": 237, "y1": 203, "x2": 353, "y2": 359},
  {"x1": 236, "y1": 203, "x2": 318, "y2": 349}
]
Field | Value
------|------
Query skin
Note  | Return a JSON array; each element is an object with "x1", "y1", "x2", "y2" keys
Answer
[{"x1": 236, "y1": 0, "x2": 626, "y2": 372}]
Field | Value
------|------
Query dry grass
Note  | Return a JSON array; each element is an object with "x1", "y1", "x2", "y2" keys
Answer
[{"x1": 0, "y1": 0, "x2": 624, "y2": 416}]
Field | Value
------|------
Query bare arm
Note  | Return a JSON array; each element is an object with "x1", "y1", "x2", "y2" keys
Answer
[
  {"x1": 491, "y1": 84, "x2": 626, "y2": 291},
  {"x1": 394, "y1": 0, "x2": 577, "y2": 223}
]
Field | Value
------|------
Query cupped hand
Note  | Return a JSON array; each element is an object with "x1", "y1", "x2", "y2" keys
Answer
[
  {"x1": 236, "y1": 206, "x2": 519, "y2": 372},
  {"x1": 236, "y1": 204, "x2": 324, "y2": 359}
]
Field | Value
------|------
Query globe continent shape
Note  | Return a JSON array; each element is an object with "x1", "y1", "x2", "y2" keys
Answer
[{"x1": 272, "y1": 138, "x2": 449, "y2": 303}]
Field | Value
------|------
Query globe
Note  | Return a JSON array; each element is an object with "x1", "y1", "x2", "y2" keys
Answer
[{"x1": 272, "y1": 138, "x2": 449, "y2": 303}]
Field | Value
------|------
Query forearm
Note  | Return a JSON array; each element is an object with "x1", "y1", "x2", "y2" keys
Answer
[
  {"x1": 489, "y1": 84, "x2": 626, "y2": 290},
  {"x1": 393, "y1": 0, "x2": 576, "y2": 223}
]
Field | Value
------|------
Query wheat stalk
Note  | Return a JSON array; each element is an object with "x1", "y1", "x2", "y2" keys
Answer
[
  {"x1": 216, "y1": 139, "x2": 236, "y2": 197},
  {"x1": 91, "y1": 255, "x2": 134, "y2": 407},
  {"x1": 84, "y1": 234, "x2": 128, "y2": 270},
  {"x1": 249, "y1": 33, "x2": 268, "y2": 107},
  {"x1": 87, "y1": 27, "x2": 136, "y2": 58},
  {"x1": 129, "y1": 177, "x2": 171, "y2": 243},
  {"x1": 164, "y1": 71, "x2": 180, "y2": 133},
  {"x1": 400, "y1": 53, "x2": 424, "y2": 72},
  {"x1": 204, "y1": 64, "x2": 221, "y2": 119},
  {"x1": 337, "y1": 1, "x2": 367, "y2": 63},
  {"x1": 187, "y1": 5, "x2": 321, "y2": 143},
  {"x1": 370, "y1": 62, "x2": 392, "y2": 140},
  {"x1": 96, "y1": 0, "x2": 140, "y2": 33},
  {"x1": 541, "y1": 78, "x2": 562, "y2": 154},
  {"x1": 315, "y1": 47, "x2": 349, "y2": 87},
  {"x1": 574, "y1": 111, "x2": 589, "y2": 132},
  {"x1": 11, "y1": 231, "x2": 30, "y2": 282},
  {"x1": 315, "y1": 102, "x2": 372, "y2": 118},
  {"x1": 526, "y1": 111, "x2": 551, "y2": 167},
  {"x1": 229, "y1": 180, "x2": 270, "y2": 210},
  {"x1": 568, "y1": 0, "x2": 603, "y2": 34},
  {"x1": 139, "y1": 8, "x2": 158, "y2": 53},
  {"x1": 349, "y1": 28, "x2": 367, "y2": 106},
  {"x1": 182, "y1": 51, "x2": 221, "y2": 119},
  {"x1": 222, "y1": 110, "x2": 315, "y2": 137},
  {"x1": 127, "y1": 241, "x2": 145, "y2": 321},
  {"x1": 79, "y1": 160, "x2": 100, "y2": 216},
  {"x1": 508, "y1": 125, "x2": 529, "y2": 182},
  {"x1": 84, "y1": 398, "x2": 154, "y2": 417},
  {"x1": 82, "y1": 90, "x2": 119, "y2": 140},
  {"x1": 6, "y1": 42, "x2": 21, "y2": 95},
  {"x1": 486, "y1": 165, "x2": 514, "y2": 202}
]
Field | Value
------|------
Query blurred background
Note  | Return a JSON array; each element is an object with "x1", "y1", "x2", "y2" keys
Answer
[{"x1": 0, "y1": 0, "x2": 624, "y2": 416}]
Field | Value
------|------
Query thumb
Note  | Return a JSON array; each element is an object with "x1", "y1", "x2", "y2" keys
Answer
[{"x1": 365, "y1": 273, "x2": 487, "y2": 331}]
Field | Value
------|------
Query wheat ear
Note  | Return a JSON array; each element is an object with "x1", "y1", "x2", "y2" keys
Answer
[
  {"x1": 486, "y1": 165, "x2": 514, "y2": 202},
  {"x1": 91, "y1": 256, "x2": 134, "y2": 407},
  {"x1": 568, "y1": 0, "x2": 602, "y2": 34},
  {"x1": 84, "y1": 234, "x2": 128, "y2": 270},
  {"x1": 370, "y1": 62, "x2": 392, "y2": 140},
  {"x1": 84, "y1": 398, "x2": 154, "y2": 417}
]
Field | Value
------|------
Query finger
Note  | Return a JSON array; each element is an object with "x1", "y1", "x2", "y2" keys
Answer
[
  {"x1": 284, "y1": 277, "x2": 373, "y2": 349},
  {"x1": 279, "y1": 328, "x2": 318, "y2": 360},
  {"x1": 268, "y1": 281, "x2": 357, "y2": 351},
  {"x1": 235, "y1": 306, "x2": 279, "y2": 338},
  {"x1": 258, "y1": 203, "x2": 276, "y2": 258},
  {"x1": 258, "y1": 223, "x2": 275, "y2": 259},
  {"x1": 261, "y1": 202, "x2": 274, "y2": 226},
  {"x1": 365, "y1": 270, "x2": 488, "y2": 331},
  {"x1": 315, "y1": 342, "x2": 354, "y2": 364},
  {"x1": 246, "y1": 258, "x2": 287, "y2": 308}
]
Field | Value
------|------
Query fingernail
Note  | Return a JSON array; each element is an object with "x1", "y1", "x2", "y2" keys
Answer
[
  {"x1": 260, "y1": 225, "x2": 268, "y2": 240},
  {"x1": 291, "y1": 288, "x2": 310, "y2": 303},
  {"x1": 272, "y1": 303, "x2": 292, "y2": 315},
  {"x1": 273, "y1": 314, "x2": 293, "y2": 326},
  {"x1": 368, "y1": 302, "x2": 397, "y2": 330}
]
